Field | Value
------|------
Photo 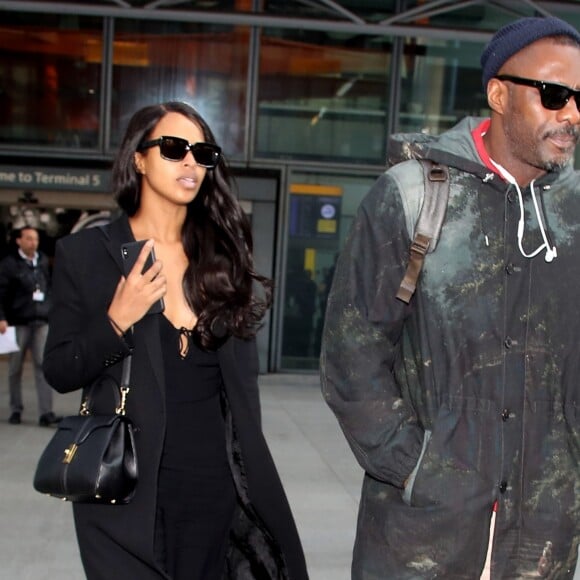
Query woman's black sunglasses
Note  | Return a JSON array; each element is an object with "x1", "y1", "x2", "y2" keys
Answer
[
  {"x1": 138, "y1": 136, "x2": 221, "y2": 168},
  {"x1": 495, "y1": 74, "x2": 580, "y2": 111}
]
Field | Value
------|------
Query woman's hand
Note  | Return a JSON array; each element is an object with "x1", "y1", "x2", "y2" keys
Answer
[{"x1": 107, "y1": 240, "x2": 166, "y2": 333}]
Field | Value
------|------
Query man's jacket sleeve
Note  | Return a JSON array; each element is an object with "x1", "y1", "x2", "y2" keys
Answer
[
  {"x1": 320, "y1": 172, "x2": 424, "y2": 488},
  {"x1": 0, "y1": 258, "x2": 12, "y2": 321}
]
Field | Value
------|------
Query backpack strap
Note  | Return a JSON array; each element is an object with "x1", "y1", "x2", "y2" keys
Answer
[{"x1": 396, "y1": 160, "x2": 450, "y2": 304}]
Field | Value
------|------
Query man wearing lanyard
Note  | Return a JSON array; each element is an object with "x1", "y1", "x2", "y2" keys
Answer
[{"x1": 0, "y1": 226, "x2": 60, "y2": 426}]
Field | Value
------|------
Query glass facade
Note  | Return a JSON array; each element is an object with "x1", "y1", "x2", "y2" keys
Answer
[
  {"x1": 281, "y1": 170, "x2": 374, "y2": 369},
  {"x1": 256, "y1": 28, "x2": 391, "y2": 164},
  {"x1": 111, "y1": 19, "x2": 249, "y2": 155},
  {"x1": 0, "y1": 12, "x2": 102, "y2": 148},
  {"x1": 0, "y1": 1, "x2": 579, "y2": 371},
  {"x1": 398, "y1": 37, "x2": 488, "y2": 134}
]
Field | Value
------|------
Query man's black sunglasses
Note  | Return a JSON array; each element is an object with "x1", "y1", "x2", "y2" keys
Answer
[
  {"x1": 138, "y1": 136, "x2": 221, "y2": 168},
  {"x1": 495, "y1": 74, "x2": 580, "y2": 111}
]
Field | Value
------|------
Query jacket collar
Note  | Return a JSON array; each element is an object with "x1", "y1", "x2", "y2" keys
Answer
[
  {"x1": 388, "y1": 116, "x2": 576, "y2": 190},
  {"x1": 99, "y1": 214, "x2": 134, "y2": 275}
]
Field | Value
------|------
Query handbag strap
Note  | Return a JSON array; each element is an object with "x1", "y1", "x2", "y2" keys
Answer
[
  {"x1": 79, "y1": 353, "x2": 133, "y2": 417},
  {"x1": 116, "y1": 353, "x2": 132, "y2": 416},
  {"x1": 121, "y1": 352, "x2": 132, "y2": 387}
]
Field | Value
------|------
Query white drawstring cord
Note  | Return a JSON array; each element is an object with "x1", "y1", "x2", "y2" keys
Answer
[
  {"x1": 516, "y1": 179, "x2": 557, "y2": 262},
  {"x1": 490, "y1": 160, "x2": 557, "y2": 263}
]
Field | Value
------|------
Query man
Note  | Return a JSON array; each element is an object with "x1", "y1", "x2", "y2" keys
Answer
[
  {"x1": 321, "y1": 16, "x2": 580, "y2": 579},
  {"x1": 0, "y1": 226, "x2": 59, "y2": 426}
]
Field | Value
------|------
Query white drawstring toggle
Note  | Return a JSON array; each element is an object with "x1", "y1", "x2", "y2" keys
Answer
[{"x1": 544, "y1": 246, "x2": 557, "y2": 263}]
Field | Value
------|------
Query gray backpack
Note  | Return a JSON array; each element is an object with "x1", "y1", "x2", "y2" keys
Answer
[{"x1": 385, "y1": 139, "x2": 450, "y2": 303}]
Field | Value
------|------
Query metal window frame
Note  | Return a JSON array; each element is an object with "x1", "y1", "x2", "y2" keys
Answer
[{"x1": 5, "y1": 0, "x2": 579, "y2": 42}]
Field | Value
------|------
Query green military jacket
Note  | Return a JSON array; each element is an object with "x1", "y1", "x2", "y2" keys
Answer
[{"x1": 321, "y1": 116, "x2": 580, "y2": 579}]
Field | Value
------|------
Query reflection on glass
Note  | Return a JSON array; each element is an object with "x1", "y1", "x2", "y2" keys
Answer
[
  {"x1": 0, "y1": 13, "x2": 102, "y2": 148},
  {"x1": 397, "y1": 37, "x2": 488, "y2": 134},
  {"x1": 111, "y1": 20, "x2": 249, "y2": 157},
  {"x1": 256, "y1": 29, "x2": 391, "y2": 164},
  {"x1": 281, "y1": 172, "x2": 374, "y2": 370}
]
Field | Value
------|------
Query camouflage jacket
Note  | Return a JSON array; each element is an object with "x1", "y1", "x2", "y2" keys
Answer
[{"x1": 321, "y1": 116, "x2": 580, "y2": 579}]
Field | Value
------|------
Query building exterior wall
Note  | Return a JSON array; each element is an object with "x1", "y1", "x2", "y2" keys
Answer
[{"x1": 0, "y1": 1, "x2": 579, "y2": 370}]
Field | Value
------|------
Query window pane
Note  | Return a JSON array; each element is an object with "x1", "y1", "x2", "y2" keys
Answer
[
  {"x1": 0, "y1": 13, "x2": 102, "y2": 148},
  {"x1": 256, "y1": 29, "x2": 391, "y2": 163},
  {"x1": 398, "y1": 37, "x2": 487, "y2": 135},
  {"x1": 111, "y1": 19, "x2": 249, "y2": 157},
  {"x1": 281, "y1": 171, "x2": 375, "y2": 370}
]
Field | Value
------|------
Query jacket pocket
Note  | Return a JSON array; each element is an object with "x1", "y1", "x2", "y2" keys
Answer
[
  {"x1": 401, "y1": 429, "x2": 431, "y2": 506},
  {"x1": 408, "y1": 396, "x2": 492, "y2": 509}
]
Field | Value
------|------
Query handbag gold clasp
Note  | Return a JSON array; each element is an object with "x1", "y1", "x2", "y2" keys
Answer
[
  {"x1": 116, "y1": 386, "x2": 130, "y2": 416},
  {"x1": 63, "y1": 443, "x2": 78, "y2": 464}
]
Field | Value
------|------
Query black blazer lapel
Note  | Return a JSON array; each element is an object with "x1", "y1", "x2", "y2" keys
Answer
[
  {"x1": 139, "y1": 313, "x2": 165, "y2": 394},
  {"x1": 99, "y1": 214, "x2": 134, "y2": 274}
]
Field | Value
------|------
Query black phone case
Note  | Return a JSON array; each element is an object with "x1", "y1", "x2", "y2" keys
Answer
[{"x1": 120, "y1": 241, "x2": 165, "y2": 314}]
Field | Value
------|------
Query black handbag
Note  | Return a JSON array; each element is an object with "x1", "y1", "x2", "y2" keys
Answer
[{"x1": 33, "y1": 354, "x2": 138, "y2": 504}]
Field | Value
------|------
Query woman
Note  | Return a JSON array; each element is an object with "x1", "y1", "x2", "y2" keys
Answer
[{"x1": 43, "y1": 101, "x2": 309, "y2": 580}]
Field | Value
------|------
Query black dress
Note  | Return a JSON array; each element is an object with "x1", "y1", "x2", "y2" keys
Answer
[{"x1": 154, "y1": 314, "x2": 237, "y2": 580}]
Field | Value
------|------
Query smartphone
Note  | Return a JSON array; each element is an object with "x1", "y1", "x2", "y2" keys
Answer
[{"x1": 120, "y1": 240, "x2": 165, "y2": 314}]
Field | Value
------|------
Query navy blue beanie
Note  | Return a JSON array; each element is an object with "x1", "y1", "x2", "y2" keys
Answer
[{"x1": 481, "y1": 16, "x2": 580, "y2": 89}]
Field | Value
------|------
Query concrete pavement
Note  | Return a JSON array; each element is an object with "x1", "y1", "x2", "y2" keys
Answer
[{"x1": 0, "y1": 358, "x2": 361, "y2": 580}]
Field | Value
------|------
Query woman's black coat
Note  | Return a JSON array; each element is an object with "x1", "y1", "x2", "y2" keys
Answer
[{"x1": 43, "y1": 215, "x2": 309, "y2": 580}]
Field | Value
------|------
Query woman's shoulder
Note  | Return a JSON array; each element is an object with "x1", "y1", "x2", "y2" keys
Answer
[
  {"x1": 56, "y1": 215, "x2": 126, "y2": 252},
  {"x1": 59, "y1": 226, "x2": 101, "y2": 246}
]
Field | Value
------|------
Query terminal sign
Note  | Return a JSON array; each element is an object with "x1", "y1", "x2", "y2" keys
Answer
[{"x1": 0, "y1": 166, "x2": 110, "y2": 192}]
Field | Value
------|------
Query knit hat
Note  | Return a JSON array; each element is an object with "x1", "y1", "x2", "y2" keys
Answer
[{"x1": 480, "y1": 16, "x2": 580, "y2": 89}]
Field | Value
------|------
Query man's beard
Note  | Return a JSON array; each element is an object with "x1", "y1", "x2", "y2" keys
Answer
[{"x1": 541, "y1": 126, "x2": 580, "y2": 171}]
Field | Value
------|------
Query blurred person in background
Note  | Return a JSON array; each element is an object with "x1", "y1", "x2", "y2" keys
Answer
[{"x1": 0, "y1": 226, "x2": 59, "y2": 426}]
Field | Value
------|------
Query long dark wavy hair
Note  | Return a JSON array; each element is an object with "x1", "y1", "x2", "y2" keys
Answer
[{"x1": 112, "y1": 101, "x2": 272, "y2": 349}]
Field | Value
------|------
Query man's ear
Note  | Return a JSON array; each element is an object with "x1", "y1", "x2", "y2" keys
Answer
[{"x1": 486, "y1": 78, "x2": 507, "y2": 115}]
